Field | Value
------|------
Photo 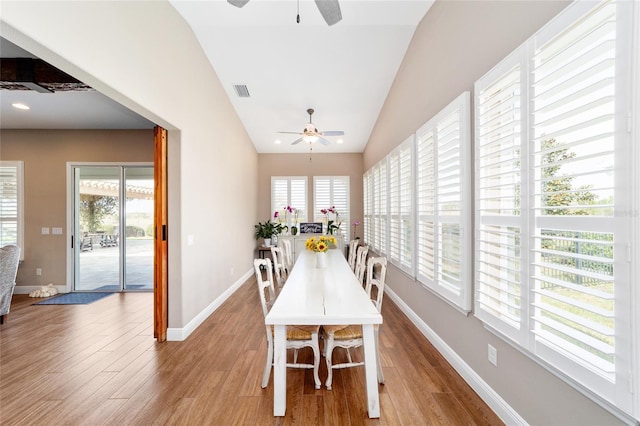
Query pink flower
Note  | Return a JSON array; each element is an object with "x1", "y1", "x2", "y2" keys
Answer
[
  {"x1": 274, "y1": 211, "x2": 279, "y2": 219},
  {"x1": 321, "y1": 209, "x2": 328, "y2": 215},
  {"x1": 353, "y1": 220, "x2": 360, "y2": 226}
]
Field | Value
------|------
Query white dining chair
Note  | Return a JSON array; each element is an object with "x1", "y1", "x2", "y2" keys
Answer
[
  {"x1": 347, "y1": 239, "x2": 359, "y2": 271},
  {"x1": 322, "y1": 256, "x2": 387, "y2": 390},
  {"x1": 281, "y1": 239, "x2": 294, "y2": 274},
  {"x1": 270, "y1": 246, "x2": 288, "y2": 288},
  {"x1": 253, "y1": 258, "x2": 321, "y2": 389},
  {"x1": 354, "y1": 245, "x2": 369, "y2": 285}
]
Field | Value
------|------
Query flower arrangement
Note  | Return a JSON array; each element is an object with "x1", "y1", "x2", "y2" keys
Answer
[
  {"x1": 321, "y1": 206, "x2": 342, "y2": 235},
  {"x1": 305, "y1": 235, "x2": 337, "y2": 253},
  {"x1": 275, "y1": 206, "x2": 300, "y2": 235}
]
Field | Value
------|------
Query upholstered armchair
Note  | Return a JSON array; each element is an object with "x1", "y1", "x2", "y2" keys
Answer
[{"x1": 0, "y1": 245, "x2": 21, "y2": 324}]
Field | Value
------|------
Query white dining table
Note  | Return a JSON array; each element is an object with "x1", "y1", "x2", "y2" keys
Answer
[{"x1": 264, "y1": 248, "x2": 383, "y2": 418}]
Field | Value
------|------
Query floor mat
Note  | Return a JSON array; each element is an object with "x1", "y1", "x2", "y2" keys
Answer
[{"x1": 33, "y1": 292, "x2": 114, "y2": 305}]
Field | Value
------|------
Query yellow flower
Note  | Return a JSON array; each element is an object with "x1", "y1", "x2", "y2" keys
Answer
[{"x1": 305, "y1": 236, "x2": 333, "y2": 252}]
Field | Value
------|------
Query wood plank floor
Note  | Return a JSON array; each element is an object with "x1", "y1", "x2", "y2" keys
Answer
[{"x1": 0, "y1": 278, "x2": 503, "y2": 425}]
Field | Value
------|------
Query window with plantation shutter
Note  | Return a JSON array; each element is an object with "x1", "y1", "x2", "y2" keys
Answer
[
  {"x1": 0, "y1": 161, "x2": 24, "y2": 258},
  {"x1": 416, "y1": 92, "x2": 472, "y2": 311},
  {"x1": 474, "y1": 0, "x2": 637, "y2": 416},
  {"x1": 388, "y1": 136, "x2": 413, "y2": 274},
  {"x1": 271, "y1": 177, "x2": 307, "y2": 227},
  {"x1": 313, "y1": 176, "x2": 350, "y2": 241},
  {"x1": 373, "y1": 160, "x2": 388, "y2": 255},
  {"x1": 363, "y1": 171, "x2": 371, "y2": 244},
  {"x1": 475, "y1": 52, "x2": 525, "y2": 339}
]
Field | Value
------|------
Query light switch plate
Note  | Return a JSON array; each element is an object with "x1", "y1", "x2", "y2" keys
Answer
[
  {"x1": 52, "y1": 227, "x2": 63, "y2": 235},
  {"x1": 41, "y1": 227, "x2": 50, "y2": 235}
]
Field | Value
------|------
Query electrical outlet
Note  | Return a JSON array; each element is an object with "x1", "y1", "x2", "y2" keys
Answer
[
  {"x1": 36, "y1": 268, "x2": 42, "y2": 276},
  {"x1": 488, "y1": 344, "x2": 498, "y2": 367}
]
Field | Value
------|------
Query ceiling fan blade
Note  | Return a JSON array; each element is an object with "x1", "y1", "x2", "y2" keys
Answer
[
  {"x1": 314, "y1": 0, "x2": 342, "y2": 26},
  {"x1": 291, "y1": 137, "x2": 304, "y2": 145},
  {"x1": 278, "y1": 131, "x2": 303, "y2": 135},
  {"x1": 227, "y1": 0, "x2": 250, "y2": 7},
  {"x1": 320, "y1": 130, "x2": 344, "y2": 136},
  {"x1": 318, "y1": 137, "x2": 331, "y2": 146}
]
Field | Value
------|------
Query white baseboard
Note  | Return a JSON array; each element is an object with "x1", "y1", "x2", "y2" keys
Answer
[
  {"x1": 166, "y1": 268, "x2": 253, "y2": 341},
  {"x1": 384, "y1": 286, "x2": 526, "y2": 426}
]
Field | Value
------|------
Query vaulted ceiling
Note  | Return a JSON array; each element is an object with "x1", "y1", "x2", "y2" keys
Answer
[{"x1": 0, "y1": 0, "x2": 433, "y2": 153}]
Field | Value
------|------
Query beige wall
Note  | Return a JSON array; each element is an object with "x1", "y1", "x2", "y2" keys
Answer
[
  {"x1": 363, "y1": 1, "x2": 620, "y2": 424},
  {"x1": 257, "y1": 153, "x2": 363, "y2": 236},
  {"x1": 0, "y1": 129, "x2": 153, "y2": 288},
  {"x1": 1, "y1": 1, "x2": 258, "y2": 332}
]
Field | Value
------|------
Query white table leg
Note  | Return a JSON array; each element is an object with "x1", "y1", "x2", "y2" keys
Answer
[
  {"x1": 273, "y1": 325, "x2": 287, "y2": 416},
  {"x1": 362, "y1": 323, "x2": 380, "y2": 418}
]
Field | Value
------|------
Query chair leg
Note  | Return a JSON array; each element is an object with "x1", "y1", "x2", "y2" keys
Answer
[
  {"x1": 325, "y1": 333, "x2": 335, "y2": 390},
  {"x1": 311, "y1": 333, "x2": 321, "y2": 390},
  {"x1": 262, "y1": 336, "x2": 273, "y2": 388},
  {"x1": 0, "y1": 315, "x2": 4, "y2": 324}
]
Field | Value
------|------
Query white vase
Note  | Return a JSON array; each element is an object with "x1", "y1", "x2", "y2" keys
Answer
[
  {"x1": 264, "y1": 238, "x2": 271, "y2": 247},
  {"x1": 316, "y1": 251, "x2": 327, "y2": 268}
]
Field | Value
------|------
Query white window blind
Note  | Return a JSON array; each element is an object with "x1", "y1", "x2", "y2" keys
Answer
[
  {"x1": 474, "y1": 0, "x2": 636, "y2": 415},
  {"x1": 313, "y1": 176, "x2": 350, "y2": 240},
  {"x1": 416, "y1": 92, "x2": 472, "y2": 311},
  {"x1": 0, "y1": 161, "x2": 24, "y2": 257},
  {"x1": 388, "y1": 136, "x2": 414, "y2": 275},
  {"x1": 271, "y1": 177, "x2": 307, "y2": 227}
]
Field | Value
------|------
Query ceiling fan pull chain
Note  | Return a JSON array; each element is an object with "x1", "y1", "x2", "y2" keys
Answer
[{"x1": 296, "y1": 0, "x2": 300, "y2": 23}]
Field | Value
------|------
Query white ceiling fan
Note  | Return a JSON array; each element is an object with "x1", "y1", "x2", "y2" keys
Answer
[
  {"x1": 227, "y1": 0, "x2": 342, "y2": 26},
  {"x1": 279, "y1": 108, "x2": 344, "y2": 146}
]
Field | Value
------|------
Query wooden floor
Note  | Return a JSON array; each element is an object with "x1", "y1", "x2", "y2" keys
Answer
[{"x1": 0, "y1": 278, "x2": 503, "y2": 425}]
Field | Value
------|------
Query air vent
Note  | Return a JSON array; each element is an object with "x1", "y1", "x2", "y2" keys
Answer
[{"x1": 233, "y1": 84, "x2": 250, "y2": 98}]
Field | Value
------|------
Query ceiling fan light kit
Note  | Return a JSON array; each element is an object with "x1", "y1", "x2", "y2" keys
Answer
[{"x1": 278, "y1": 108, "x2": 344, "y2": 147}]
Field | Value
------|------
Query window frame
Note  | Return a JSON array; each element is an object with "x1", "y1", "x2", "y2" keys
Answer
[
  {"x1": 0, "y1": 161, "x2": 25, "y2": 260},
  {"x1": 415, "y1": 92, "x2": 472, "y2": 312},
  {"x1": 313, "y1": 176, "x2": 350, "y2": 241},
  {"x1": 270, "y1": 176, "x2": 308, "y2": 228}
]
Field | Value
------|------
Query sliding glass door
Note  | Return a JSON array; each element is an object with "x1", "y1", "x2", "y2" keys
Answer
[{"x1": 73, "y1": 165, "x2": 154, "y2": 292}]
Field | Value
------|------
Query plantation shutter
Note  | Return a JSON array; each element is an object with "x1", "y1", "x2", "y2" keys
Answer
[
  {"x1": 474, "y1": 0, "x2": 634, "y2": 412},
  {"x1": 0, "y1": 162, "x2": 24, "y2": 252},
  {"x1": 363, "y1": 171, "x2": 371, "y2": 244},
  {"x1": 530, "y1": 0, "x2": 618, "y2": 381},
  {"x1": 474, "y1": 50, "x2": 526, "y2": 340},
  {"x1": 313, "y1": 176, "x2": 350, "y2": 240},
  {"x1": 271, "y1": 177, "x2": 307, "y2": 224},
  {"x1": 417, "y1": 92, "x2": 471, "y2": 310},
  {"x1": 388, "y1": 137, "x2": 413, "y2": 274},
  {"x1": 374, "y1": 160, "x2": 388, "y2": 255}
]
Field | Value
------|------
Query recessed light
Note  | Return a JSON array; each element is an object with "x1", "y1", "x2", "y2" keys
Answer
[
  {"x1": 12, "y1": 103, "x2": 30, "y2": 110},
  {"x1": 337, "y1": 139, "x2": 344, "y2": 144},
  {"x1": 274, "y1": 139, "x2": 281, "y2": 144}
]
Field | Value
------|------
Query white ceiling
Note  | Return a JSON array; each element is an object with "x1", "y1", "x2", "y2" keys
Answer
[{"x1": 1, "y1": 0, "x2": 432, "y2": 153}]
